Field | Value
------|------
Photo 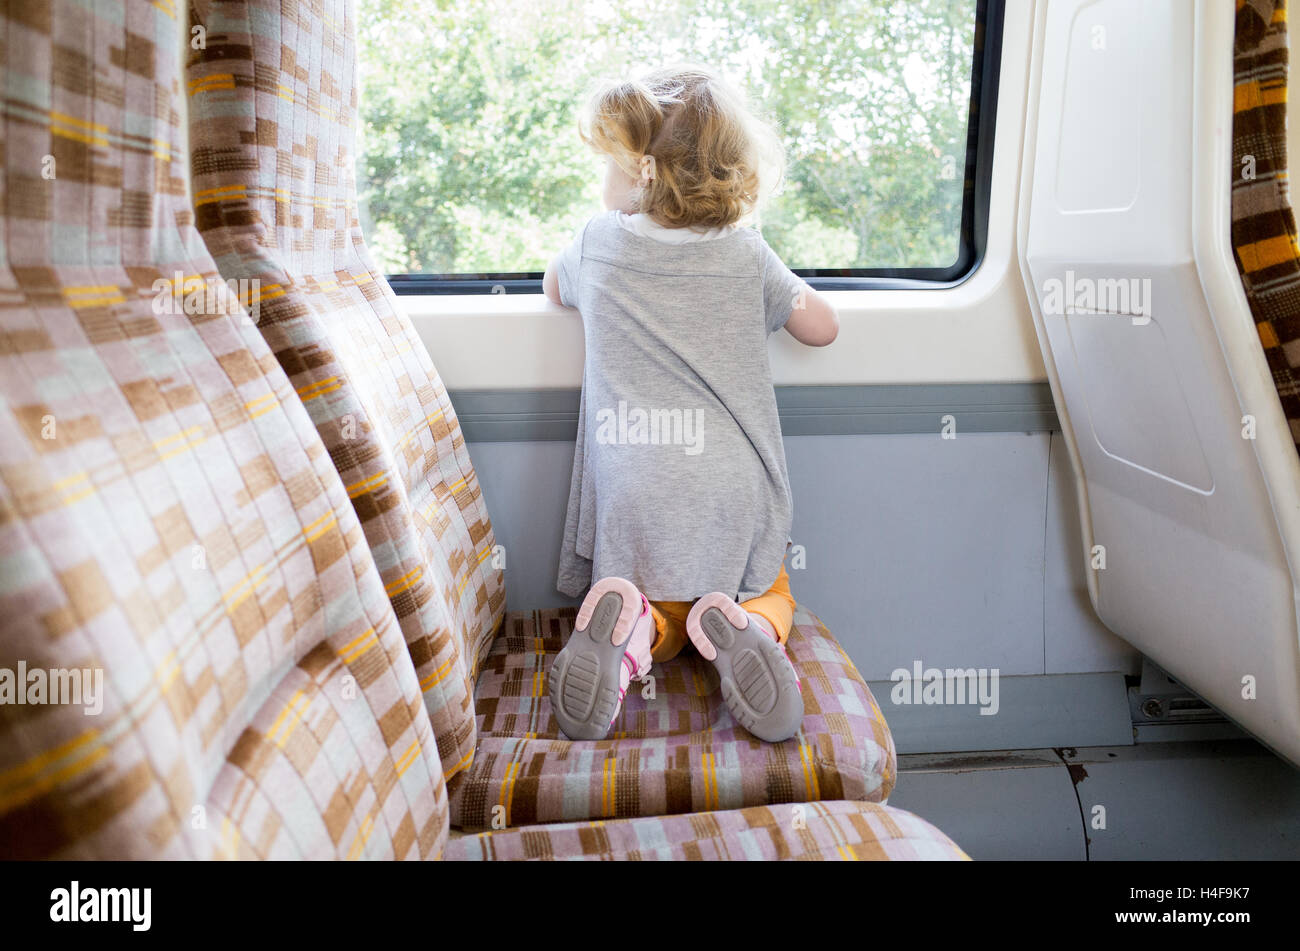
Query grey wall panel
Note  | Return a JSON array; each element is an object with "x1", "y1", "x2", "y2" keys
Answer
[
  {"x1": 450, "y1": 383, "x2": 1061, "y2": 441},
  {"x1": 888, "y1": 751, "x2": 1086, "y2": 860},
  {"x1": 1066, "y1": 742, "x2": 1300, "y2": 859},
  {"x1": 469, "y1": 440, "x2": 583, "y2": 612},
  {"x1": 776, "y1": 383, "x2": 1060, "y2": 435},
  {"x1": 1044, "y1": 431, "x2": 1143, "y2": 675},
  {"x1": 892, "y1": 742, "x2": 1300, "y2": 860},
  {"x1": 869, "y1": 672, "x2": 1132, "y2": 754},
  {"x1": 460, "y1": 427, "x2": 1138, "y2": 686},
  {"x1": 783, "y1": 431, "x2": 1050, "y2": 679}
]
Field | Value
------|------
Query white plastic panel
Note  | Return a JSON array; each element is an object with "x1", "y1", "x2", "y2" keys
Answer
[
  {"x1": 1053, "y1": 0, "x2": 1142, "y2": 213},
  {"x1": 1021, "y1": 0, "x2": 1300, "y2": 765},
  {"x1": 1065, "y1": 307, "x2": 1214, "y2": 493}
]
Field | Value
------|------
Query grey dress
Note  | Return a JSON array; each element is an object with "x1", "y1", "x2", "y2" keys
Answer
[{"x1": 555, "y1": 210, "x2": 803, "y2": 602}]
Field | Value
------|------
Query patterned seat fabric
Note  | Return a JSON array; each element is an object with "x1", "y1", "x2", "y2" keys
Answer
[
  {"x1": 446, "y1": 801, "x2": 967, "y2": 861},
  {"x1": 1233, "y1": 0, "x2": 1300, "y2": 451},
  {"x1": 450, "y1": 605, "x2": 896, "y2": 830},
  {"x1": 0, "y1": 0, "x2": 957, "y2": 864},
  {"x1": 0, "y1": 0, "x2": 447, "y2": 858},
  {"x1": 185, "y1": 0, "x2": 506, "y2": 791}
]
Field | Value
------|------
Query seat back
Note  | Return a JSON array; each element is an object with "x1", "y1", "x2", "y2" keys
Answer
[
  {"x1": 0, "y1": 0, "x2": 447, "y2": 857},
  {"x1": 186, "y1": 0, "x2": 506, "y2": 788},
  {"x1": 1019, "y1": 0, "x2": 1300, "y2": 765}
]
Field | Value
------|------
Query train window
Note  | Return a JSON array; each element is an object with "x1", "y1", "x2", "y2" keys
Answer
[{"x1": 359, "y1": 0, "x2": 1002, "y2": 294}]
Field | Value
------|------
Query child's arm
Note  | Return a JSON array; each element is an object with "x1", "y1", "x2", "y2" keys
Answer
[
  {"x1": 784, "y1": 284, "x2": 839, "y2": 347},
  {"x1": 760, "y1": 239, "x2": 837, "y2": 347},
  {"x1": 543, "y1": 256, "x2": 564, "y2": 306}
]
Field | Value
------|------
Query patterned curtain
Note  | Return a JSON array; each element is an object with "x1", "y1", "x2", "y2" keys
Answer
[{"x1": 1233, "y1": 0, "x2": 1300, "y2": 451}]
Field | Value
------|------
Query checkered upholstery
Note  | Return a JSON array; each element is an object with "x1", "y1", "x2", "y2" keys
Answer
[
  {"x1": 185, "y1": 0, "x2": 506, "y2": 790},
  {"x1": 446, "y1": 800, "x2": 968, "y2": 861},
  {"x1": 0, "y1": 0, "x2": 446, "y2": 859},
  {"x1": 1233, "y1": 0, "x2": 1300, "y2": 451},
  {"x1": 0, "y1": 0, "x2": 963, "y2": 861},
  {"x1": 450, "y1": 605, "x2": 896, "y2": 829},
  {"x1": 180, "y1": 0, "x2": 903, "y2": 834}
]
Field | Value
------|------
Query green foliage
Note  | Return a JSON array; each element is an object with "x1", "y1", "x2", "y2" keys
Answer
[{"x1": 356, "y1": 0, "x2": 975, "y2": 274}]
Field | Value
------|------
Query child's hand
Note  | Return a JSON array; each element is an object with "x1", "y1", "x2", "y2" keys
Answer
[
  {"x1": 785, "y1": 284, "x2": 839, "y2": 346},
  {"x1": 542, "y1": 256, "x2": 564, "y2": 305}
]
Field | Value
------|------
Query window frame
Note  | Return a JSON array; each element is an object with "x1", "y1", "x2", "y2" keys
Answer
[{"x1": 383, "y1": 0, "x2": 1005, "y2": 296}]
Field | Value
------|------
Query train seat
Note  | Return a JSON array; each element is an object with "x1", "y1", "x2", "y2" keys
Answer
[
  {"x1": 185, "y1": 0, "x2": 901, "y2": 830},
  {"x1": 0, "y1": 0, "x2": 448, "y2": 858},
  {"x1": 0, "y1": 0, "x2": 965, "y2": 859},
  {"x1": 446, "y1": 799, "x2": 963, "y2": 861},
  {"x1": 453, "y1": 604, "x2": 894, "y2": 829}
]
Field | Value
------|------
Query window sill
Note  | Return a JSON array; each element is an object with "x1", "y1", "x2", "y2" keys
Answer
[{"x1": 397, "y1": 252, "x2": 1045, "y2": 390}]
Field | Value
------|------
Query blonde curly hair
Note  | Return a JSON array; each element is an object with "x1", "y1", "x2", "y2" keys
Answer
[{"x1": 579, "y1": 65, "x2": 785, "y2": 229}]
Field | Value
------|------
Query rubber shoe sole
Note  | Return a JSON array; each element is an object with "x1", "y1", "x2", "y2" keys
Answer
[
  {"x1": 549, "y1": 577, "x2": 643, "y2": 741},
  {"x1": 686, "y1": 593, "x2": 803, "y2": 743}
]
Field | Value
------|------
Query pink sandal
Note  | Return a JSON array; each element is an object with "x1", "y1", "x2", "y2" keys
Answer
[
  {"x1": 550, "y1": 577, "x2": 654, "y2": 740},
  {"x1": 686, "y1": 593, "x2": 803, "y2": 742}
]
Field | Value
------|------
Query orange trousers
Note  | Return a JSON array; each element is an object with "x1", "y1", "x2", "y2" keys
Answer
[{"x1": 647, "y1": 561, "x2": 796, "y2": 663}]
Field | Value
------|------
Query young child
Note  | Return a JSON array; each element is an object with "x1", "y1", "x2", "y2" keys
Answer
[{"x1": 544, "y1": 65, "x2": 839, "y2": 744}]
